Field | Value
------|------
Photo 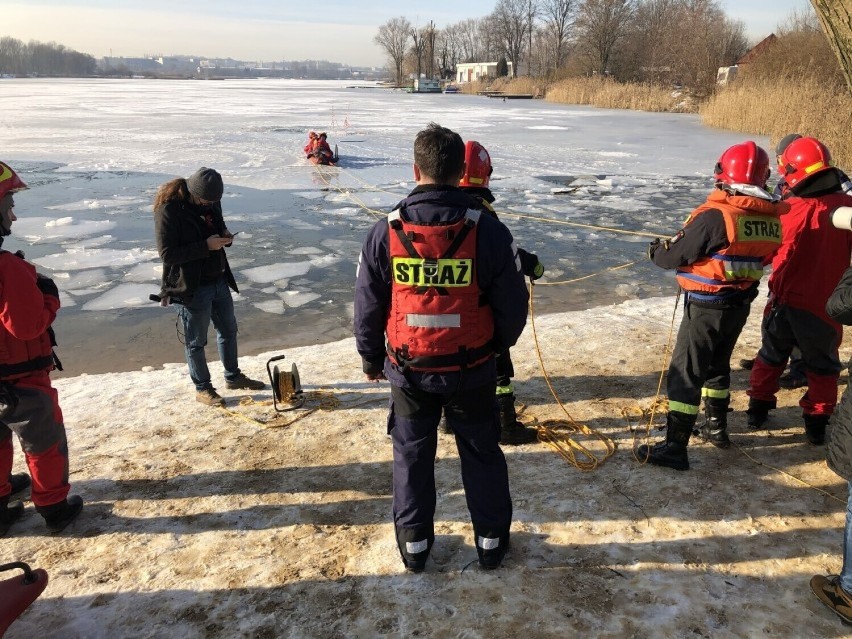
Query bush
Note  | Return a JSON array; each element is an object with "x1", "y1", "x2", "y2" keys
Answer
[{"x1": 545, "y1": 77, "x2": 690, "y2": 112}]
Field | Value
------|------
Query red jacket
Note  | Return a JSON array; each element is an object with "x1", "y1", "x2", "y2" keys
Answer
[
  {"x1": 0, "y1": 251, "x2": 59, "y2": 380},
  {"x1": 769, "y1": 191, "x2": 852, "y2": 322}
]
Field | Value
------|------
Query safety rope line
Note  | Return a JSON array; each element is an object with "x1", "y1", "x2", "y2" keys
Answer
[
  {"x1": 527, "y1": 282, "x2": 617, "y2": 471},
  {"x1": 218, "y1": 390, "x2": 385, "y2": 430},
  {"x1": 498, "y1": 209, "x2": 665, "y2": 238},
  {"x1": 730, "y1": 437, "x2": 845, "y2": 504},
  {"x1": 312, "y1": 164, "x2": 387, "y2": 219},
  {"x1": 536, "y1": 259, "x2": 641, "y2": 286}
]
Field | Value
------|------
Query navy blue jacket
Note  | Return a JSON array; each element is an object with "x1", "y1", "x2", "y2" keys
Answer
[{"x1": 354, "y1": 185, "x2": 529, "y2": 392}]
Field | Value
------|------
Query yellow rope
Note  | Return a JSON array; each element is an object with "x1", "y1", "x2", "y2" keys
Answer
[
  {"x1": 218, "y1": 390, "x2": 343, "y2": 429},
  {"x1": 527, "y1": 282, "x2": 617, "y2": 471},
  {"x1": 312, "y1": 164, "x2": 387, "y2": 219},
  {"x1": 536, "y1": 259, "x2": 641, "y2": 286},
  {"x1": 498, "y1": 209, "x2": 665, "y2": 238}
]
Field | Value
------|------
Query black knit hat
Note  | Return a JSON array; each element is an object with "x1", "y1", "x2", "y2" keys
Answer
[
  {"x1": 775, "y1": 133, "x2": 802, "y2": 157},
  {"x1": 187, "y1": 167, "x2": 223, "y2": 202}
]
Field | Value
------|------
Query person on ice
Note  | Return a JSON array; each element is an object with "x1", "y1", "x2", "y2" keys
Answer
[
  {"x1": 354, "y1": 123, "x2": 529, "y2": 571},
  {"x1": 312, "y1": 132, "x2": 336, "y2": 165},
  {"x1": 303, "y1": 131, "x2": 318, "y2": 158},
  {"x1": 458, "y1": 140, "x2": 543, "y2": 445},
  {"x1": 638, "y1": 141, "x2": 784, "y2": 471},
  {"x1": 153, "y1": 167, "x2": 265, "y2": 407},
  {"x1": 746, "y1": 136, "x2": 852, "y2": 444},
  {"x1": 0, "y1": 162, "x2": 84, "y2": 535}
]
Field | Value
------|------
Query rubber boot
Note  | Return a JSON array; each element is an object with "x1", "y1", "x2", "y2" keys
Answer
[
  {"x1": 474, "y1": 527, "x2": 510, "y2": 570},
  {"x1": 637, "y1": 413, "x2": 693, "y2": 471},
  {"x1": 36, "y1": 495, "x2": 83, "y2": 534},
  {"x1": 9, "y1": 473, "x2": 30, "y2": 497},
  {"x1": 395, "y1": 526, "x2": 434, "y2": 573},
  {"x1": 746, "y1": 398, "x2": 776, "y2": 429},
  {"x1": 497, "y1": 394, "x2": 538, "y2": 445},
  {"x1": 699, "y1": 401, "x2": 730, "y2": 449},
  {"x1": 804, "y1": 414, "x2": 829, "y2": 445},
  {"x1": 0, "y1": 495, "x2": 25, "y2": 537}
]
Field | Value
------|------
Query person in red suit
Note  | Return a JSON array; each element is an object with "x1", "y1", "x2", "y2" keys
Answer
[{"x1": 0, "y1": 161, "x2": 83, "y2": 536}]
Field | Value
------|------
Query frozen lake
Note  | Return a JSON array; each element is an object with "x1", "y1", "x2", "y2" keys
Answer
[{"x1": 1, "y1": 78, "x2": 770, "y2": 376}]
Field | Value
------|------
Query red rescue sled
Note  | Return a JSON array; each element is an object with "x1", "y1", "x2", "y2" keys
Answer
[{"x1": 0, "y1": 562, "x2": 48, "y2": 638}]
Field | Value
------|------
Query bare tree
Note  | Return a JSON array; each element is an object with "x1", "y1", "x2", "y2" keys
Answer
[
  {"x1": 540, "y1": 0, "x2": 576, "y2": 75},
  {"x1": 810, "y1": 0, "x2": 852, "y2": 91},
  {"x1": 492, "y1": 0, "x2": 531, "y2": 77},
  {"x1": 375, "y1": 17, "x2": 412, "y2": 86},
  {"x1": 575, "y1": 0, "x2": 636, "y2": 75},
  {"x1": 410, "y1": 23, "x2": 429, "y2": 78},
  {"x1": 524, "y1": 0, "x2": 540, "y2": 75}
]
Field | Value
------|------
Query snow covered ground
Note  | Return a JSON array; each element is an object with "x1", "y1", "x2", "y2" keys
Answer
[{"x1": 2, "y1": 79, "x2": 850, "y2": 637}]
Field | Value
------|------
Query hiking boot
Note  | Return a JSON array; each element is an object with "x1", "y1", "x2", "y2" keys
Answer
[
  {"x1": 225, "y1": 373, "x2": 265, "y2": 391},
  {"x1": 810, "y1": 574, "x2": 852, "y2": 624},
  {"x1": 698, "y1": 403, "x2": 730, "y2": 449},
  {"x1": 497, "y1": 393, "x2": 538, "y2": 445},
  {"x1": 9, "y1": 472, "x2": 31, "y2": 497},
  {"x1": 804, "y1": 414, "x2": 829, "y2": 445},
  {"x1": 778, "y1": 372, "x2": 807, "y2": 389},
  {"x1": 475, "y1": 530, "x2": 509, "y2": 570},
  {"x1": 36, "y1": 495, "x2": 83, "y2": 534},
  {"x1": 746, "y1": 399, "x2": 775, "y2": 429},
  {"x1": 196, "y1": 387, "x2": 225, "y2": 407},
  {"x1": 395, "y1": 527, "x2": 433, "y2": 573},
  {"x1": 637, "y1": 440, "x2": 690, "y2": 471},
  {"x1": 0, "y1": 496, "x2": 25, "y2": 537}
]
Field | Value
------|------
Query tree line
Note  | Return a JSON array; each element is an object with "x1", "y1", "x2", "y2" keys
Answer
[
  {"x1": 0, "y1": 36, "x2": 97, "y2": 77},
  {"x1": 376, "y1": 0, "x2": 751, "y2": 94}
]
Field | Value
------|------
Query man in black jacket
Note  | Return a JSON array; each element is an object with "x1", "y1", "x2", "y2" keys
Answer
[
  {"x1": 354, "y1": 123, "x2": 529, "y2": 571},
  {"x1": 154, "y1": 167, "x2": 264, "y2": 407}
]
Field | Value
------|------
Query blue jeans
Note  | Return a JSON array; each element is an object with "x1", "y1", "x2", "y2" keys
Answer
[
  {"x1": 176, "y1": 277, "x2": 240, "y2": 391},
  {"x1": 842, "y1": 481, "x2": 852, "y2": 592}
]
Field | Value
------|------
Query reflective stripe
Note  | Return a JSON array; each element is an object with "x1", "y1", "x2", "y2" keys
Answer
[
  {"x1": 496, "y1": 384, "x2": 513, "y2": 396},
  {"x1": 387, "y1": 208, "x2": 402, "y2": 224},
  {"x1": 668, "y1": 400, "x2": 700, "y2": 415},
  {"x1": 406, "y1": 313, "x2": 461, "y2": 328},
  {"x1": 702, "y1": 387, "x2": 730, "y2": 399},
  {"x1": 406, "y1": 540, "x2": 428, "y2": 554},
  {"x1": 477, "y1": 536, "x2": 500, "y2": 550}
]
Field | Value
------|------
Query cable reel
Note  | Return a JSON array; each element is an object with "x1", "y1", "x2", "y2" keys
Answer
[{"x1": 265, "y1": 355, "x2": 304, "y2": 412}]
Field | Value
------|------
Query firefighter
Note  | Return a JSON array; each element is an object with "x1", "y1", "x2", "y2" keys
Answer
[
  {"x1": 458, "y1": 140, "x2": 543, "y2": 445},
  {"x1": 0, "y1": 161, "x2": 84, "y2": 535},
  {"x1": 746, "y1": 137, "x2": 852, "y2": 444},
  {"x1": 638, "y1": 142, "x2": 784, "y2": 471},
  {"x1": 303, "y1": 131, "x2": 318, "y2": 158},
  {"x1": 354, "y1": 123, "x2": 528, "y2": 571}
]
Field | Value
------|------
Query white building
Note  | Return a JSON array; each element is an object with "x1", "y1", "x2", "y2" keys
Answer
[{"x1": 455, "y1": 61, "x2": 513, "y2": 84}]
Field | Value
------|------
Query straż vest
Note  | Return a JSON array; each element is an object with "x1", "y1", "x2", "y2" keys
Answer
[
  {"x1": 676, "y1": 191, "x2": 782, "y2": 302},
  {"x1": 386, "y1": 208, "x2": 495, "y2": 372}
]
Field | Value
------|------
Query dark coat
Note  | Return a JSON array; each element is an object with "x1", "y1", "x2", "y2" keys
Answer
[
  {"x1": 154, "y1": 199, "x2": 237, "y2": 302},
  {"x1": 826, "y1": 266, "x2": 852, "y2": 480},
  {"x1": 353, "y1": 184, "x2": 529, "y2": 393}
]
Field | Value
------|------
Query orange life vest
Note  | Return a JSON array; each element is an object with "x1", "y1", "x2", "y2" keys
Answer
[
  {"x1": 386, "y1": 208, "x2": 495, "y2": 372},
  {"x1": 675, "y1": 190, "x2": 782, "y2": 301}
]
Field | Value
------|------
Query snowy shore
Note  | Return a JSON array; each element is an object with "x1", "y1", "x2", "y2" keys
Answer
[{"x1": 5, "y1": 296, "x2": 851, "y2": 638}]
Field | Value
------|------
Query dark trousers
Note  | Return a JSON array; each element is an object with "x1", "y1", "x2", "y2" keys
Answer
[
  {"x1": 748, "y1": 303, "x2": 841, "y2": 415},
  {"x1": 667, "y1": 301, "x2": 752, "y2": 422},
  {"x1": 389, "y1": 382, "x2": 511, "y2": 539},
  {"x1": 0, "y1": 372, "x2": 70, "y2": 507}
]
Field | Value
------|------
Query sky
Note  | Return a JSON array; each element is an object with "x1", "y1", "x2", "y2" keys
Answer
[{"x1": 4, "y1": 0, "x2": 812, "y2": 69}]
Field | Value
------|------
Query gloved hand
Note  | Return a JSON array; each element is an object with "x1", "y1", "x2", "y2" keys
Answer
[
  {"x1": 519, "y1": 251, "x2": 544, "y2": 280},
  {"x1": 532, "y1": 261, "x2": 545, "y2": 280},
  {"x1": 36, "y1": 274, "x2": 59, "y2": 299},
  {"x1": 648, "y1": 238, "x2": 661, "y2": 261}
]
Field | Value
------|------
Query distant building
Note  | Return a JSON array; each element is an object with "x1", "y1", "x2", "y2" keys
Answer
[
  {"x1": 455, "y1": 61, "x2": 513, "y2": 84},
  {"x1": 716, "y1": 34, "x2": 777, "y2": 86}
]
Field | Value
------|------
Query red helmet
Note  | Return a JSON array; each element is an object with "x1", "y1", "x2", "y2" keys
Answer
[
  {"x1": 0, "y1": 162, "x2": 27, "y2": 200},
  {"x1": 713, "y1": 141, "x2": 770, "y2": 188},
  {"x1": 460, "y1": 140, "x2": 493, "y2": 188},
  {"x1": 779, "y1": 136, "x2": 832, "y2": 189}
]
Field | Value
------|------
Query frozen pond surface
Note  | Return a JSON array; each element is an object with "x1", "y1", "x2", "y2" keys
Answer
[{"x1": 2, "y1": 78, "x2": 769, "y2": 375}]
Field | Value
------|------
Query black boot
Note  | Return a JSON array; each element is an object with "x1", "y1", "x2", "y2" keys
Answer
[
  {"x1": 36, "y1": 495, "x2": 83, "y2": 534},
  {"x1": 699, "y1": 402, "x2": 730, "y2": 449},
  {"x1": 746, "y1": 398, "x2": 776, "y2": 429},
  {"x1": 804, "y1": 414, "x2": 829, "y2": 445},
  {"x1": 0, "y1": 495, "x2": 25, "y2": 537},
  {"x1": 474, "y1": 527, "x2": 509, "y2": 570},
  {"x1": 9, "y1": 472, "x2": 30, "y2": 497},
  {"x1": 497, "y1": 394, "x2": 538, "y2": 445},
  {"x1": 395, "y1": 526, "x2": 434, "y2": 573},
  {"x1": 637, "y1": 413, "x2": 693, "y2": 471}
]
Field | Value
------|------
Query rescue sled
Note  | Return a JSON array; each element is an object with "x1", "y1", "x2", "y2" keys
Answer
[{"x1": 0, "y1": 562, "x2": 48, "y2": 637}]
